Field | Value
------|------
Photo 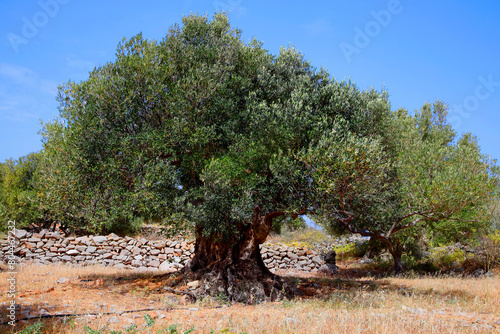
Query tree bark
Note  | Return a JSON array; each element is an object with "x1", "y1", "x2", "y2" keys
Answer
[
  {"x1": 388, "y1": 242, "x2": 404, "y2": 274},
  {"x1": 185, "y1": 207, "x2": 299, "y2": 303}
]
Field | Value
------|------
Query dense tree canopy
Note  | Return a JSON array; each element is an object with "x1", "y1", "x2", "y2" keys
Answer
[
  {"x1": 304, "y1": 101, "x2": 500, "y2": 271},
  {"x1": 34, "y1": 13, "x2": 398, "y2": 300},
  {"x1": 0, "y1": 152, "x2": 44, "y2": 230},
  {"x1": 2, "y1": 13, "x2": 498, "y2": 299},
  {"x1": 39, "y1": 13, "x2": 389, "y2": 236}
]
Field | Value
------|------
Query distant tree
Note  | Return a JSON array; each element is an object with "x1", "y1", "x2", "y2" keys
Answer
[
  {"x1": 303, "y1": 101, "x2": 500, "y2": 272},
  {"x1": 0, "y1": 152, "x2": 44, "y2": 231},
  {"x1": 40, "y1": 13, "x2": 389, "y2": 300}
]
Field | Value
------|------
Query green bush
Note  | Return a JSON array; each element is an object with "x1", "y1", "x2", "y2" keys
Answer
[{"x1": 273, "y1": 226, "x2": 330, "y2": 248}]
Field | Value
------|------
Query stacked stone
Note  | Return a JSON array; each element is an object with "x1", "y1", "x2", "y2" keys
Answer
[
  {"x1": 0, "y1": 230, "x2": 326, "y2": 273},
  {"x1": 260, "y1": 243, "x2": 323, "y2": 273},
  {"x1": 0, "y1": 229, "x2": 194, "y2": 272}
]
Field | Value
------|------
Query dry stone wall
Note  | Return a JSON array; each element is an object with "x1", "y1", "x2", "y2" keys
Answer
[{"x1": 0, "y1": 229, "x2": 327, "y2": 274}]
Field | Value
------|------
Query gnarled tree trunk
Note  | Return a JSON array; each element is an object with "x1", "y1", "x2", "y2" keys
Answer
[
  {"x1": 388, "y1": 242, "x2": 404, "y2": 274},
  {"x1": 185, "y1": 207, "x2": 298, "y2": 303}
]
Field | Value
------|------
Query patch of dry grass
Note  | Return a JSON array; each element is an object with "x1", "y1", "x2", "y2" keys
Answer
[{"x1": 0, "y1": 264, "x2": 499, "y2": 333}]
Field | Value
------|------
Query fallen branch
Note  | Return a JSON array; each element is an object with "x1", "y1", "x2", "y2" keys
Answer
[
  {"x1": 163, "y1": 286, "x2": 197, "y2": 300},
  {"x1": 1, "y1": 307, "x2": 158, "y2": 325}
]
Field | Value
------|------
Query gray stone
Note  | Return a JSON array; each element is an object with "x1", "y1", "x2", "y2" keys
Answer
[
  {"x1": 131, "y1": 260, "x2": 142, "y2": 267},
  {"x1": 76, "y1": 246, "x2": 87, "y2": 252},
  {"x1": 159, "y1": 261, "x2": 176, "y2": 273},
  {"x1": 86, "y1": 246, "x2": 97, "y2": 253},
  {"x1": 154, "y1": 241, "x2": 166, "y2": 249},
  {"x1": 39, "y1": 309, "x2": 50, "y2": 316},
  {"x1": 57, "y1": 277, "x2": 70, "y2": 284},
  {"x1": 66, "y1": 249, "x2": 80, "y2": 256},
  {"x1": 108, "y1": 315, "x2": 120, "y2": 324},
  {"x1": 107, "y1": 233, "x2": 120, "y2": 240},
  {"x1": 319, "y1": 263, "x2": 338, "y2": 274},
  {"x1": 76, "y1": 236, "x2": 89, "y2": 243},
  {"x1": 187, "y1": 280, "x2": 200, "y2": 289},
  {"x1": 93, "y1": 236, "x2": 107, "y2": 244},
  {"x1": 148, "y1": 260, "x2": 160, "y2": 267},
  {"x1": 312, "y1": 256, "x2": 322, "y2": 265},
  {"x1": 50, "y1": 232, "x2": 62, "y2": 240},
  {"x1": 14, "y1": 229, "x2": 28, "y2": 239}
]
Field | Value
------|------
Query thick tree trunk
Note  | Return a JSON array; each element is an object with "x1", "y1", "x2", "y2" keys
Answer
[
  {"x1": 185, "y1": 207, "x2": 299, "y2": 303},
  {"x1": 388, "y1": 242, "x2": 404, "y2": 274}
]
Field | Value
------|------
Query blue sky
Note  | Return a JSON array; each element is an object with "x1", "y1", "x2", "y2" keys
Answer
[{"x1": 1, "y1": 0, "x2": 499, "y2": 163}]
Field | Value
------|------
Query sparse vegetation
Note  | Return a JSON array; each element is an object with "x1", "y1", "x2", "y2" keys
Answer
[{"x1": 1, "y1": 263, "x2": 499, "y2": 333}]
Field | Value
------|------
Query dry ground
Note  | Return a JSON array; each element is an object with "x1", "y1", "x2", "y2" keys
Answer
[{"x1": 0, "y1": 262, "x2": 499, "y2": 333}]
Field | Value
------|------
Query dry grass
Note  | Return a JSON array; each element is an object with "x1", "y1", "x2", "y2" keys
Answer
[{"x1": 0, "y1": 263, "x2": 499, "y2": 333}]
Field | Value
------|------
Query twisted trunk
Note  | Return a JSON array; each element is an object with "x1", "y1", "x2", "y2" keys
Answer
[
  {"x1": 186, "y1": 207, "x2": 299, "y2": 303},
  {"x1": 388, "y1": 242, "x2": 404, "y2": 274}
]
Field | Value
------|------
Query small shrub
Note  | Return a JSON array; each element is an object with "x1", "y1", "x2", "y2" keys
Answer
[
  {"x1": 429, "y1": 247, "x2": 466, "y2": 269},
  {"x1": 84, "y1": 326, "x2": 108, "y2": 334},
  {"x1": 271, "y1": 226, "x2": 330, "y2": 248},
  {"x1": 334, "y1": 242, "x2": 367, "y2": 261},
  {"x1": 125, "y1": 324, "x2": 138, "y2": 334},
  {"x1": 17, "y1": 321, "x2": 44, "y2": 334},
  {"x1": 158, "y1": 324, "x2": 195, "y2": 334},
  {"x1": 144, "y1": 313, "x2": 155, "y2": 327}
]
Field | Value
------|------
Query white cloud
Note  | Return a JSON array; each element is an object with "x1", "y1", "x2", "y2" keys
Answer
[
  {"x1": 66, "y1": 55, "x2": 95, "y2": 71},
  {"x1": 302, "y1": 18, "x2": 331, "y2": 36},
  {"x1": 0, "y1": 93, "x2": 38, "y2": 122},
  {"x1": 0, "y1": 63, "x2": 37, "y2": 87},
  {"x1": 0, "y1": 63, "x2": 58, "y2": 122}
]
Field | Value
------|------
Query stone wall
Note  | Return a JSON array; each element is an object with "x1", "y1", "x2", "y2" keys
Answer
[{"x1": 0, "y1": 229, "x2": 326, "y2": 274}]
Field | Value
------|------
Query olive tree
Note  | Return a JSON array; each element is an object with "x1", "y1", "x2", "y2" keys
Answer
[
  {"x1": 40, "y1": 13, "x2": 389, "y2": 301},
  {"x1": 0, "y1": 152, "x2": 45, "y2": 231},
  {"x1": 303, "y1": 101, "x2": 500, "y2": 272}
]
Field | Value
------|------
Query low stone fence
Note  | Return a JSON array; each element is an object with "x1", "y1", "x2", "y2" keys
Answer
[{"x1": 0, "y1": 229, "x2": 327, "y2": 274}]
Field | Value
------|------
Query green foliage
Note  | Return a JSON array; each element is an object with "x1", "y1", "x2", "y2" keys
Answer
[
  {"x1": 304, "y1": 100, "x2": 500, "y2": 270},
  {"x1": 334, "y1": 243, "x2": 358, "y2": 260},
  {"x1": 272, "y1": 226, "x2": 330, "y2": 248},
  {"x1": 272, "y1": 216, "x2": 307, "y2": 234},
  {"x1": 28, "y1": 12, "x2": 499, "y2": 276},
  {"x1": 429, "y1": 247, "x2": 467, "y2": 268},
  {"x1": 84, "y1": 326, "x2": 108, "y2": 334},
  {"x1": 16, "y1": 321, "x2": 44, "y2": 334},
  {"x1": 0, "y1": 152, "x2": 45, "y2": 231},
  {"x1": 158, "y1": 324, "x2": 195, "y2": 334},
  {"x1": 40, "y1": 12, "x2": 386, "y2": 238},
  {"x1": 125, "y1": 324, "x2": 138, "y2": 334},
  {"x1": 144, "y1": 313, "x2": 156, "y2": 327}
]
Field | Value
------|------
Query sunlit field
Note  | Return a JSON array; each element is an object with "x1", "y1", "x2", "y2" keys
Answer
[{"x1": 1, "y1": 263, "x2": 499, "y2": 333}]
